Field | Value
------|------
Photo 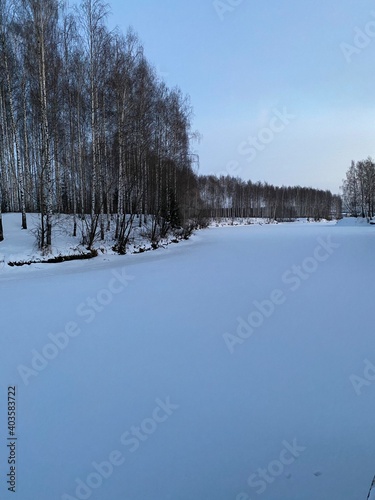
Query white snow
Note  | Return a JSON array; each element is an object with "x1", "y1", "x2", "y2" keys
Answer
[
  {"x1": 0, "y1": 216, "x2": 374, "y2": 499},
  {"x1": 0, "y1": 213, "x2": 184, "y2": 269}
]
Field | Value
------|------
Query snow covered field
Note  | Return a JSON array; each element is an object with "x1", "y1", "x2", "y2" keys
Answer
[{"x1": 1, "y1": 218, "x2": 374, "y2": 500}]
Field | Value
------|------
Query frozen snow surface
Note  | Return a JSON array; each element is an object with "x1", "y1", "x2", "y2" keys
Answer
[{"x1": 0, "y1": 215, "x2": 374, "y2": 500}]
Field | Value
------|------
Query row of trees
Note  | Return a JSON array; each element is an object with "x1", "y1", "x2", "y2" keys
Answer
[
  {"x1": 198, "y1": 176, "x2": 342, "y2": 221},
  {"x1": 0, "y1": 0, "x2": 342, "y2": 251},
  {"x1": 0, "y1": 0, "x2": 199, "y2": 250},
  {"x1": 342, "y1": 157, "x2": 375, "y2": 218}
]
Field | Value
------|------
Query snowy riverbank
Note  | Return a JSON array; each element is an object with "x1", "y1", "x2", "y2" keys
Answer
[{"x1": 0, "y1": 212, "x2": 352, "y2": 270}]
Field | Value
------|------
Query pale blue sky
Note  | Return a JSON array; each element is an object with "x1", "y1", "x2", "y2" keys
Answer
[{"x1": 108, "y1": 0, "x2": 375, "y2": 193}]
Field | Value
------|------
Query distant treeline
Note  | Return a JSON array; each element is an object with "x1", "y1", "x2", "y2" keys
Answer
[
  {"x1": 198, "y1": 176, "x2": 341, "y2": 221},
  {"x1": 0, "y1": 0, "x2": 341, "y2": 249}
]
